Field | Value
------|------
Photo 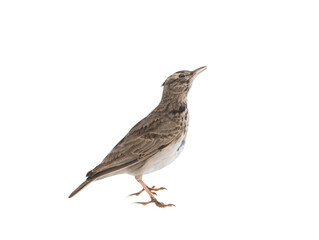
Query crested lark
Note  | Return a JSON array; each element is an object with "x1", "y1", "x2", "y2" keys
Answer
[{"x1": 69, "y1": 66, "x2": 207, "y2": 208}]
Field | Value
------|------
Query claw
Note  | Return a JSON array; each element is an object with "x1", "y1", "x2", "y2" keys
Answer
[
  {"x1": 150, "y1": 186, "x2": 167, "y2": 191},
  {"x1": 135, "y1": 198, "x2": 175, "y2": 208}
]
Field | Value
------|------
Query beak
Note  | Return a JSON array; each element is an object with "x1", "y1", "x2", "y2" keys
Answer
[{"x1": 192, "y1": 66, "x2": 207, "y2": 75}]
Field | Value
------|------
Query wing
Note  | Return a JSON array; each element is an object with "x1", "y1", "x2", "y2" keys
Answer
[{"x1": 86, "y1": 111, "x2": 182, "y2": 179}]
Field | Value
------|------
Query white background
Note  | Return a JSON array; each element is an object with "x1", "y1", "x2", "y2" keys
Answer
[{"x1": 0, "y1": 0, "x2": 318, "y2": 239}]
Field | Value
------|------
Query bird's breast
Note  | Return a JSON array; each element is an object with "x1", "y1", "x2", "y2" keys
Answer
[{"x1": 137, "y1": 135, "x2": 187, "y2": 176}]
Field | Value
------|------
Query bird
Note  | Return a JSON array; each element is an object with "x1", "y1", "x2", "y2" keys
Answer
[{"x1": 69, "y1": 66, "x2": 207, "y2": 208}]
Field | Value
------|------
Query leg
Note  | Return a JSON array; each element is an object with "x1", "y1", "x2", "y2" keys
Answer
[
  {"x1": 128, "y1": 175, "x2": 167, "y2": 197},
  {"x1": 134, "y1": 179, "x2": 175, "y2": 208}
]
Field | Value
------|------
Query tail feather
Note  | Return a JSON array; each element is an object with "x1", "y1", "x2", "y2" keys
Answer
[
  {"x1": 69, "y1": 159, "x2": 140, "y2": 198},
  {"x1": 68, "y1": 179, "x2": 93, "y2": 198}
]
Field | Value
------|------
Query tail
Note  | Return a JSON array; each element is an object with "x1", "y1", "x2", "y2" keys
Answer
[{"x1": 68, "y1": 179, "x2": 93, "y2": 198}]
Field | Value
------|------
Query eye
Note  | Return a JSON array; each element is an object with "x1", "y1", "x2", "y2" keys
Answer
[{"x1": 179, "y1": 73, "x2": 185, "y2": 78}]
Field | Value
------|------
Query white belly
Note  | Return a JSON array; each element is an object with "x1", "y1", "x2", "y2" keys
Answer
[{"x1": 139, "y1": 137, "x2": 186, "y2": 175}]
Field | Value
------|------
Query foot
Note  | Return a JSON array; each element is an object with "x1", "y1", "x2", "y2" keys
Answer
[
  {"x1": 135, "y1": 197, "x2": 175, "y2": 208},
  {"x1": 128, "y1": 186, "x2": 167, "y2": 197}
]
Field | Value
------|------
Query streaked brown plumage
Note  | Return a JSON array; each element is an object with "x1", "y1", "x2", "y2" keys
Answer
[{"x1": 69, "y1": 66, "x2": 207, "y2": 207}]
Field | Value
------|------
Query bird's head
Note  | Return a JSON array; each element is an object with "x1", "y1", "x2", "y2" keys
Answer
[{"x1": 161, "y1": 66, "x2": 207, "y2": 98}]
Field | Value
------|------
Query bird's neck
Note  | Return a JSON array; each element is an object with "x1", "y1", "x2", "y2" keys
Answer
[
  {"x1": 159, "y1": 92, "x2": 188, "y2": 116},
  {"x1": 160, "y1": 91, "x2": 187, "y2": 106},
  {"x1": 161, "y1": 89, "x2": 188, "y2": 104}
]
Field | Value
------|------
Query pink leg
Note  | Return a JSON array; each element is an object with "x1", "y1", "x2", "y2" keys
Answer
[{"x1": 134, "y1": 180, "x2": 175, "y2": 208}]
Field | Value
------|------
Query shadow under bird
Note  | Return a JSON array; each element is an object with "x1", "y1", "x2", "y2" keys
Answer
[{"x1": 69, "y1": 66, "x2": 207, "y2": 207}]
